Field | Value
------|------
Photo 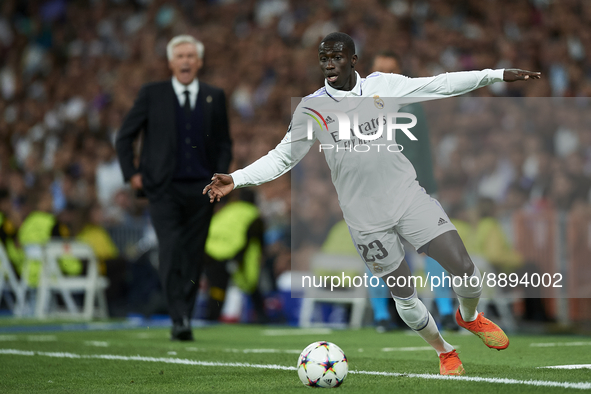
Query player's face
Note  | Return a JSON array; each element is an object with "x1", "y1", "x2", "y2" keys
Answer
[
  {"x1": 371, "y1": 56, "x2": 400, "y2": 74},
  {"x1": 168, "y1": 42, "x2": 202, "y2": 85},
  {"x1": 318, "y1": 41, "x2": 357, "y2": 91}
]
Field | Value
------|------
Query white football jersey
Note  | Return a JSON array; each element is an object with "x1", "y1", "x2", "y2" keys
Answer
[{"x1": 231, "y1": 69, "x2": 504, "y2": 232}]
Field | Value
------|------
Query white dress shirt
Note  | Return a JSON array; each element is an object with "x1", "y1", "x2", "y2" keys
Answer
[{"x1": 171, "y1": 77, "x2": 199, "y2": 109}]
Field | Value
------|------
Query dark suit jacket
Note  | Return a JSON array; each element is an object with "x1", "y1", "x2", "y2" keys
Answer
[{"x1": 116, "y1": 80, "x2": 232, "y2": 200}]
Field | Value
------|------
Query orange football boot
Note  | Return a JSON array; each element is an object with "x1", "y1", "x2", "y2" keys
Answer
[
  {"x1": 455, "y1": 309, "x2": 509, "y2": 350},
  {"x1": 439, "y1": 349, "x2": 465, "y2": 376}
]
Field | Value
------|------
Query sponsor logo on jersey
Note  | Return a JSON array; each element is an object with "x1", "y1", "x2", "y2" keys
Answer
[{"x1": 438, "y1": 218, "x2": 448, "y2": 226}]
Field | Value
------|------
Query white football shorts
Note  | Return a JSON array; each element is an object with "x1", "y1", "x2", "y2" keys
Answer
[{"x1": 348, "y1": 186, "x2": 457, "y2": 277}]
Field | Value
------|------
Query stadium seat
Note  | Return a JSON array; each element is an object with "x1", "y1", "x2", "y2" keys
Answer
[
  {"x1": 0, "y1": 243, "x2": 28, "y2": 316},
  {"x1": 299, "y1": 253, "x2": 368, "y2": 329},
  {"x1": 34, "y1": 240, "x2": 109, "y2": 320}
]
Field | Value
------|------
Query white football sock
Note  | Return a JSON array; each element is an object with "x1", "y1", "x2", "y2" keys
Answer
[
  {"x1": 452, "y1": 264, "x2": 482, "y2": 322},
  {"x1": 458, "y1": 296, "x2": 479, "y2": 322},
  {"x1": 416, "y1": 313, "x2": 455, "y2": 355},
  {"x1": 394, "y1": 292, "x2": 454, "y2": 355}
]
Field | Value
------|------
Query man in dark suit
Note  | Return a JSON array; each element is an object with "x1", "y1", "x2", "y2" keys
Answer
[{"x1": 116, "y1": 35, "x2": 232, "y2": 341}]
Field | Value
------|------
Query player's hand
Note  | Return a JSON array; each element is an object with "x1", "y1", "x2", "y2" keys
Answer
[
  {"x1": 503, "y1": 69, "x2": 541, "y2": 82},
  {"x1": 130, "y1": 173, "x2": 143, "y2": 190},
  {"x1": 203, "y1": 173, "x2": 234, "y2": 203}
]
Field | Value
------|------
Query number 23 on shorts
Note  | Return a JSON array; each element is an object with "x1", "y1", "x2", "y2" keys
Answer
[{"x1": 357, "y1": 240, "x2": 389, "y2": 262}]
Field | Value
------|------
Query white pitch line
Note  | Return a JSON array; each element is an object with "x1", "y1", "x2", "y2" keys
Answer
[
  {"x1": 261, "y1": 328, "x2": 332, "y2": 336},
  {"x1": 185, "y1": 347, "x2": 205, "y2": 352},
  {"x1": 27, "y1": 335, "x2": 57, "y2": 342},
  {"x1": 0, "y1": 348, "x2": 590, "y2": 390},
  {"x1": 224, "y1": 348, "x2": 302, "y2": 354},
  {"x1": 133, "y1": 333, "x2": 162, "y2": 339},
  {"x1": 382, "y1": 346, "x2": 438, "y2": 352},
  {"x1": 540, "y1": 365, "x2": 591, "y2": 370},
  {"x1": 351, "y1": 370, "x2": 591, "y2": 390},
  {"x1": 0, "y1": 349, "x2": 296, "y2": 370},
  {"x1": 186, "y1": 347, "x2": 303, "y2": 354},
  {"x1": 530, "y1": 341, "x2": 591, "y2": 347},
  {"x1": 84, "y1": 341, "x2": 109, "y2": 347}
]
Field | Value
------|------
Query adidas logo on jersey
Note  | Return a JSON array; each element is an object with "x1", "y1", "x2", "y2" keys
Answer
[
  {"x1": 438, "y1": 218, "x2": 448, "y2": 226},
  {"x1": 326, "y1": 116, "x2": 335, "y2": 124}
]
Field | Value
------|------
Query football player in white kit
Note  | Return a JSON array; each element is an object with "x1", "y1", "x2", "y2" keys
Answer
[{"x1": 203, "y1": 32, "x2": 540, "y2": 375}]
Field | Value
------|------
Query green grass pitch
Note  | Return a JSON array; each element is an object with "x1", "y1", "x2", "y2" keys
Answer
[{"x1": 0, "y1": 320, "x2": 590, "y2": 393}]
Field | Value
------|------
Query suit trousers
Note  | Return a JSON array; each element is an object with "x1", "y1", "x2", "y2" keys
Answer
[{"x1": 148, "y1": 180, "x2": 213, "y2": 322}]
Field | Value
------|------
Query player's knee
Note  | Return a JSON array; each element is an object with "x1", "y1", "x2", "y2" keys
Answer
[
  {"x1": 442, "y1": 247, "x2": 474, "y2": 276},
  {"x1": 429, "y1": 231, "x2": 474, "y2": 276},
  {"x1": 457, "y1": 255, "x2": 474, "y2": 276},
  {"x1": 394, "y1": 293, "x2": 429, "y2": 331},
  {"x1": 452, "y1": 264, "x2": 482, "y2": 299}
]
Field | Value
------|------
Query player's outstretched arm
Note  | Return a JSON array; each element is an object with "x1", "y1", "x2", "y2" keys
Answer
[
  {"x1": 503, "y1": 69, "x2": 541, "y2": 82},
  {"x1": 203, "y1": 174, "x2": 234, "y2": 203},
  {"x1": 388, "y1": 67, "x2": 541, "y2": 104}
]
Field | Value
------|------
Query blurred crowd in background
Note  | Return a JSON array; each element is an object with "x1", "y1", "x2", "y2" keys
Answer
[{"x1": 1, "y1": 0, "x2": 591, "y2": 321}]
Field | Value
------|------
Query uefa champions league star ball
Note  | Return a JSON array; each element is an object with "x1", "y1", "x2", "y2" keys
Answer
[{"x1": 297, "y1": 341, "x2": 348, "y2": 388}]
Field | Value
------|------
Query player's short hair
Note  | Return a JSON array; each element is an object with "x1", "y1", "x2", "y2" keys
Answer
[
  {"x1": 166, "y1": 35, "x2": 204, "y2": 61},
  {"x1": 320, "y1": 32, "x2": 356, "y2": 55}
]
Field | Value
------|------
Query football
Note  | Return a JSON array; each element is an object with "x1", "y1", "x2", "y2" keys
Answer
[{"x1": 297, "y1": 341, "x2": 348, "y2": 388}]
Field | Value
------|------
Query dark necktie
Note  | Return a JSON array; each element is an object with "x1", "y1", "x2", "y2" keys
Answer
[{"x1": 183, "y1": 90, "x2": 191, "y2": 116}]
